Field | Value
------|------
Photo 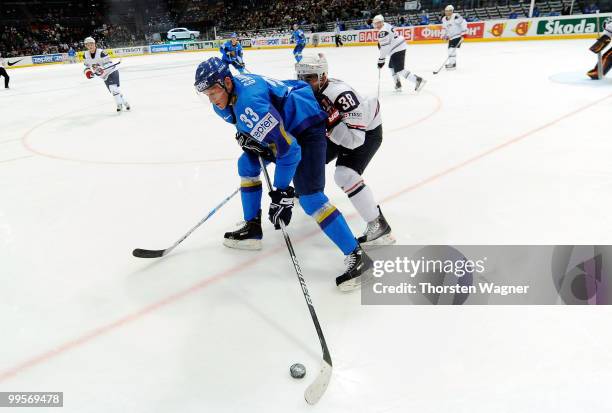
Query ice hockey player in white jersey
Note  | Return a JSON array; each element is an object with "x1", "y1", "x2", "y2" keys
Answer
[
  {"x1": 82, "y1": 37, "x2": 130, "y2": 112},
  {"x1": 296, "y1": 53, "x2": 395, "y2": 245},
  {"x1": 373, "y1": 14, "x2": 426, "y2": 92},
  {"x1": 440, "y1": 5, "x2": 468, "y2": 70},
  {"x1": 587, "y1": 20, "x2": 612, "y2": 79}
]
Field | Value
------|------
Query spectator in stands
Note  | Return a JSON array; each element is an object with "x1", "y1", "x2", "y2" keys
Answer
[
  {"x1": 562, "y1": 3, "x2": 571, "y2": 14},
  {"x1": 419, "y1": 12, "x2": 430, "y2": 25},
  {"x1": 583, "y1": 2, "x2": 600, "y2": 13},
  {"x1": 68, "y1": 46, "x2": 76, "y2": 63},
  {"x1": 532, "y1": 6, "x2": 540, "y2": 17},
  {"x1": 509, "y1": 11, "x2": 519, "y2": 19}
]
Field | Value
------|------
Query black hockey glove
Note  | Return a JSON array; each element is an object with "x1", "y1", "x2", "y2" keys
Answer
[
  {"x1": 268, "y1": 186, "x2": 295, "y2": 229},
  {"x1": 377, "y1": 58, "x2": 385, "y2": 68},
  {"x1": 235, "y1": 132, "x2": 275, "y2": 162}
]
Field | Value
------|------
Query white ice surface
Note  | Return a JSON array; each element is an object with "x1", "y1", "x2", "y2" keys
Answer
[{"x1": 1, "y1": 39, "x2": 612, "y2": 412}]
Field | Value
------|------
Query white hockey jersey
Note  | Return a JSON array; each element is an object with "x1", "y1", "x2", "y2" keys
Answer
[
  {"x1": 377, "y1": 22, "x2": 407, "y2": 59},
  {"x1": 83, "y1": 48, "x2": 118, "y2": 81},
  {"x1": 441, "y1": 13, "x2": 468, "y2": 40},
  {"x1": 317, "y1": 78, "x2": 382, "y2": 150},
  {"x1": 0, "y1": 56, "x2": 5, "y2": 68},
  {"x1": 605, "y1": 21, "x2": 612, "y2": 37}
]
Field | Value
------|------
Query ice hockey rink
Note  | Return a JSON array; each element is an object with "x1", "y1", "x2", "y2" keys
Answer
[{"x1": 1, "y1": 39, "x2": 612, "y2": 412}]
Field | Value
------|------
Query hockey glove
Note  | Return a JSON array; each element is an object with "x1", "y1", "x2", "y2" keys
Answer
[
  {"x1": 268, "y1": 186, "x2": 295, "y2": 229},
  {"x1": 326, "y1": 106, "x2": 342, "y2": 130},
  {"x1": 317, "y1": 95, "x2": 342, "y2": 130},
  {"x1": 235, "y1": 132, "x2": 275, "y2": 162},
  {"x1": 84, "y1": 68, "x2": 94, "y2": 79},
  {"x1": 377, "y1": 58, "x2": 385, "y2": 68}
]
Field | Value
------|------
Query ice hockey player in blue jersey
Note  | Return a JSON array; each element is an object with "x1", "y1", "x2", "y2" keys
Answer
[
  {"x1": 290, "y1": 23, "x2": 306, "y2": 63},
  {"x1": 220, "y1": 33, "x2": 245, "y2": 74},
  {"x1": 194, "y1": 57, "x2": 373, "y2": 291}
]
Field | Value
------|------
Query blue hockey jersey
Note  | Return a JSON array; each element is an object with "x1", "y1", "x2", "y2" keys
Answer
[
  {"x1": 213, "y1": 74, "x2": 326, "y2": 188},
  {"x1": 291, "y1": 29, "x2": 306, "y2": 45},
  {"x1": 220, "y1": 40, "x2": 243, "y2": 64}
]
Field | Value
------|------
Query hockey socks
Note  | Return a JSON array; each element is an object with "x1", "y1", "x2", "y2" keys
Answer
[
  {"x1": 399, "y1": 69, "x2": 418, "y2": 84},
  {"x1": 240, "y1": 176, "x2": 263, "y2": 221},
  {"x1": 300, "y1": 192, "x2": 358, "y2": 255}
]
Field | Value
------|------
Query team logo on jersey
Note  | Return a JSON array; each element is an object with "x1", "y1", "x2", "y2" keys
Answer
[
  {"x1": 7, "y1": 59, "x2": 23, "y2": 66},
  {"x1": 251, "y1": 113, "x2": 279, "y2": 141},
  {"x1": 513, "y1": 21, "x2": 532, "y2": 36}
]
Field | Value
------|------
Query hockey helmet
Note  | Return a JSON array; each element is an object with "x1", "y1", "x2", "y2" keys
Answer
[
  {"x1": 194, "y1": 57, "x2": 232, "y2": 93},
  {"x1": 84, "y1": 36, "x2": 95, "y2": 44},
  {"x1": 372, "y1": 15, "x2": 385, "y2": 24},
  {"x1": 295, "y1": 53, "x2": 328, "y2": 80}
]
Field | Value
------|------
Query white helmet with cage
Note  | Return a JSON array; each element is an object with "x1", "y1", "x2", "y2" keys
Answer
[{"x1": 295, "y1": 53, "x2": 328, "y2": 82}]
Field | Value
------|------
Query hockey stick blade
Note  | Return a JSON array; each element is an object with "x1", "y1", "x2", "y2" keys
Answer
[
  {"x1": 305, "y1": 360, "x2": 332, "y2": 405},
  {"x1": 132, "y1": 248, "x2": 165, "y2": 258},
  {"x1": 131, "y1": 188, "x2": 239, "y2": 260}
]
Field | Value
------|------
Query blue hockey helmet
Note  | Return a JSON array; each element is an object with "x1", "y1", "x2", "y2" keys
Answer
[
  {"x1": 230, "y1": 32, "x2": 238, "y2": 38},
  {"x1": 194, "y1": 57, "x2": 232, "y2": 93}
]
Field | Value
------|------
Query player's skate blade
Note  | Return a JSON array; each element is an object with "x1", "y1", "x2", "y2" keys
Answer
[
  {"x1": 223, "y1": 212, "x2": 263, "y2": 251},
  {"x1": 222, "y1": 238, "x2": 262, "y2": 250},
  {"x1": 336, "y1": 246, "x2": 373, "y2": 292},
  {"x1": 360, "y1": 233, "x2": 396, "y2": 246}
]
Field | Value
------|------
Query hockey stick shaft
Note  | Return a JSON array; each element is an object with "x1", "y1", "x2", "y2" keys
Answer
[
  {"x1": 133, "y1": 187, "x2": 240, "y2": 258},
  {"x1": 434, "y1": 37, "x2": 463, "y2": 74},
  {"x1": 597, "y1": 11, "x2": 604, "y2": 79},
  {"x1": 94, "y1": 60, "x2": 122, "y2": 76},
  {"x1": 377, "y1": 68, "x2": 381, "y2": 99},
  {"x1": 257, "y1": 156, "x2": 332, "y2": 404}
]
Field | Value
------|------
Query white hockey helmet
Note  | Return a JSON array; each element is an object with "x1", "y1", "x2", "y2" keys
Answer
[
  {"x1": 295, "y1": 53, "x2": 328, "y2": 81},
  {"x1": 372, "y1": 15, "x2": 385, "y2": 24},
  {"x1": 445, "y1": 5, "x2": 455, "y2": 12},
  {"x1": 84, "y1": 36, "x2": 95, "y2": 44}
]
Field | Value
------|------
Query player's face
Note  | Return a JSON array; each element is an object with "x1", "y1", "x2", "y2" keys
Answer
[
  {"x1": 231, "y1": 38, "x2": 238, "y2": 46},
  {"x1": 445, "y1": 10, "x2": 452, "y2": 17},
  {"x1": 300, "y1": 74, "x2": 321, "y2": 92},
  {"x1": 374, "y1": 21, "x2": 384, "y2": 30},
  {"x1": 203, "y1": 81, "x2": 230, "y2": 109},
  {"x1": 86, "y1": 43, "x2": 96, "y2": 53}
]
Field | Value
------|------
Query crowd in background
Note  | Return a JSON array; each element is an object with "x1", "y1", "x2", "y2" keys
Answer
[{"x1": 0, "y1": 0, "x2": 609, "y2": 58}]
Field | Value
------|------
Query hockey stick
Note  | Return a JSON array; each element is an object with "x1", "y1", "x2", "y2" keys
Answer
[
  {"x1": 132, "y1": 187, "x2": 240, "y2": 258},
  {"x1": 377, "y1": 68, "x2": 381, "y2": 99},
  {"x1": 258, "y1": 156, "x2": 332, "y2": 405},
  {"x1": 597, "y1": 11, "x2": 604, "y2": 80},
  {"x1": 433, "y1": 38, "x2": 463, "y2": 74}
]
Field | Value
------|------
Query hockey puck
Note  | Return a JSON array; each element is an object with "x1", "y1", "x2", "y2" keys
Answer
[{"x1": 290, "y1": 363, "x2": 306, "y2": 379}]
